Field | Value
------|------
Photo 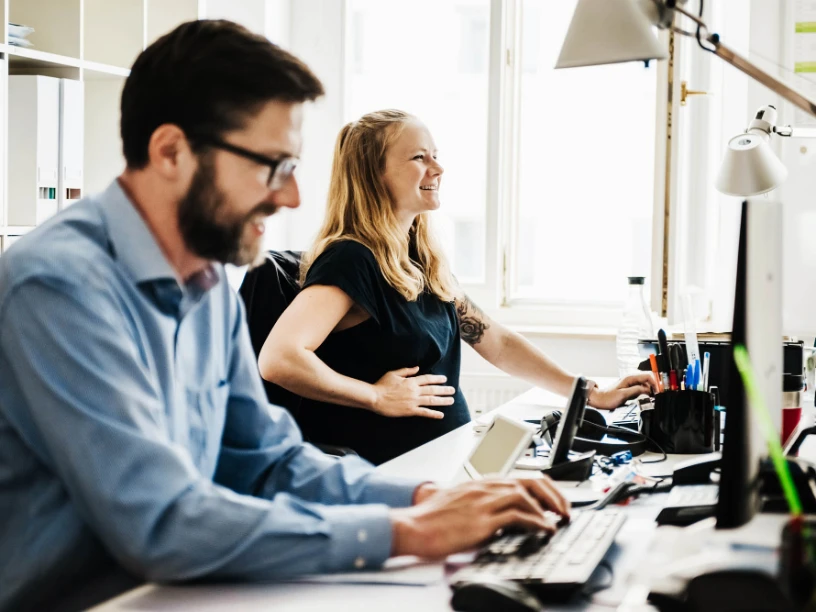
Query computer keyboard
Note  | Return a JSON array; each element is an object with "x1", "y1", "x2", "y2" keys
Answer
[
  {"x1": 608, "y1": 402, "x2": 640, "y2": 431},
  {"x1": 656, "y1": 484, "x2": 719, "y2": 526},
  {"x1": 450, "y1": 509, "x2": 626, "y2": 598}
]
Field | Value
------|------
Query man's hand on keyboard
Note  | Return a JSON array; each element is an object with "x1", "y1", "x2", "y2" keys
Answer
[{"x1": 389, "y1": 478, "x2": 570, "y2": 559}]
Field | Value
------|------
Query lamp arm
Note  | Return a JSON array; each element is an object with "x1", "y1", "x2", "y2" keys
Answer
[
  {"x1": 711, "y1": 40, "x2": 816, "y2": 120},
  {"x1": 666, "y1": 3, "x2": 816, "y2": 120},
  {"x1": 774, "y1": 125, "x2": 816, "y2": 139}
]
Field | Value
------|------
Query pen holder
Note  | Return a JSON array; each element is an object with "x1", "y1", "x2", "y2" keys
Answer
[{"x1": 641, "y1": 390, "x2": 715, "y2": 454}]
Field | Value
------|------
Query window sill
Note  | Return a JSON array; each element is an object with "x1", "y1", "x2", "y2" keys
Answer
[
  {"x1": 502, "y1": 324, "x2": 617, "y2": 340},
  {"x1": 481, "y1": 304, "x2": 622, "y2": 339}
]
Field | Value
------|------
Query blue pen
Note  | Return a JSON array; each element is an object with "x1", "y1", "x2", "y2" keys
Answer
[
  {"x1": 693, "y1": 359, "x2": 701, "y2": 390},
  {"x1": 685, "y1": 364, "x2": 693, "y2": 390}
]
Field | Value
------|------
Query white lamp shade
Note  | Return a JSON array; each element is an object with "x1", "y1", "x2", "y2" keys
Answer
[
  {"x1": 556, "y1": 0, "x2": 668, "y2": 69},
  {"x1": 715, "y1": 133, "x2": 788, "y2": 196}
]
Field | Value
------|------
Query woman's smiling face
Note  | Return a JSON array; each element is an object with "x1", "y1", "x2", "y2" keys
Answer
[{"x1": 382, "y1": 119, "x2": 444, "y2": 222}]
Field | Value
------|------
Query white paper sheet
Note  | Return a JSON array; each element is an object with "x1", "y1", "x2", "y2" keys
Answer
[{"x1": 285, "y1": 556, "x2": 444, "y2": 586}]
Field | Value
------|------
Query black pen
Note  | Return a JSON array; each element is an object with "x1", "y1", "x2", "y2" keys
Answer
[{"x1": 657, "y1": 329, "x2": 670, "y2": 372}]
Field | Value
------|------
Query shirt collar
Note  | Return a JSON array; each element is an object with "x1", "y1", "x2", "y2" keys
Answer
[{"x1": 99, "y1": 180, "x2": 220, "y2": 309}]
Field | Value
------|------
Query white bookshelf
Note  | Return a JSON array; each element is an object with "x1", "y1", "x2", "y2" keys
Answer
[
  {"x1": 0, "y1": 0, "x2": 277, "y2": 254},
  {"x1": 0, "y1": 0, "x2": 191, "y2": 250}
]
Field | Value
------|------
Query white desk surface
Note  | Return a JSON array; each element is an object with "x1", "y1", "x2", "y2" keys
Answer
[{"x1": 89, "y1": 383, "x2": 729, "y2": 612}]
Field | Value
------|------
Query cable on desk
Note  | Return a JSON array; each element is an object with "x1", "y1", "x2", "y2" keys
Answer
[
  {"x1": 635, "y1": 431, "x2": 668, "y2": 464},
  {"x1": 529, "y1": 415, "x2": 669, "y2": 464},
  {"x1": 594, "y1": 456, "x2": 615, "y2": 475}
]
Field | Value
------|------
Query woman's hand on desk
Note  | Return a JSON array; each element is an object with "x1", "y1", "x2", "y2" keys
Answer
[
  {"x1": 389, "y1": 478, "x2": 570, "y2": 559},
  {"x1": 371, "y1": 367, "x2": 455, "y2": 419},
  {"x1": 588, "y1": 373, "x2": 658, "y2": 410}
]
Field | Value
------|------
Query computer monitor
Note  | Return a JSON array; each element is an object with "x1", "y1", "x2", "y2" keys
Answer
[
  {"x1": 716, "y1": 199, "x2": 779, "y2": 529},
  {"x1": 462, "y1": 414, "x2": 534, "y2": 480},
  {"x1": 548, "y1": 376, "x2": 590, "y2": 467},
  {"x1": 533, "y1": 376, "x2": 596, "y2": 481}
]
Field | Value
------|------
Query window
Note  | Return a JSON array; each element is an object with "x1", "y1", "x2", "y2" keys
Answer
[
  {"x1": 510, "y1": 0, "x2": 658, "y2": 308},
  {"x1": 346, "y1": 0, "x2": 491, "y2": 284},
  {"x1": 337, "y1": 0, "x2": 758, "y2": 329}
]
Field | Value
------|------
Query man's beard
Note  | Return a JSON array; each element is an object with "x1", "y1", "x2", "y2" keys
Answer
[{"x1": 178, "y1": 157, "x2": 277, "y2": 267}]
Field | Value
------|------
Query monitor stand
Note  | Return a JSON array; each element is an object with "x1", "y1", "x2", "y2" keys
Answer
[
  {"x1": 642, "y1": 514, "x2": 794, "y2": 611},
  {"x1": 539, "y1": 450, "x2": 595, "y2": 481}
]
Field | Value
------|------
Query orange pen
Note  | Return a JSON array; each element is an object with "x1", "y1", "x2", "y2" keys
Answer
[{"x1": 649, "y1": 353, "x2": 663, "y2": 393}]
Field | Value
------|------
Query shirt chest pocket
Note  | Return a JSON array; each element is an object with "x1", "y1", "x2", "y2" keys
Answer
[{"x1": 185, "y1": 380, "x2": 230, "y2": 476}]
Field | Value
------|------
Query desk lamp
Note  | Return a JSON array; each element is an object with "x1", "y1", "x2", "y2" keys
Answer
[{"x1": 716, "y1": 103, "x2": 816, "y2": 197}]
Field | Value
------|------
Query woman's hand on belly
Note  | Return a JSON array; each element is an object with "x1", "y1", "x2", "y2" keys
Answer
[{"x1": 371, "y1": 366, "x2": 456, "y2": 419}]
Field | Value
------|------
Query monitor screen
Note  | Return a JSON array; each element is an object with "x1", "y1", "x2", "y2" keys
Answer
[
  {"x1": 466, "y1": 415, "x2": 533, "y2": 478},
  {"x1": 549, "y1": 376, "x2": 589, "y2": 467}
]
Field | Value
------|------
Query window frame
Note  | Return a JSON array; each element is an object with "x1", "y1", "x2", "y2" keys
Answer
[{"x1": 475, "y1": 0, "x2": 669, "y2": 328}]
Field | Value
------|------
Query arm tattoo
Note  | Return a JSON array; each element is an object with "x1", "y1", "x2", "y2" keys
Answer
[{"x1": 456, "y1": 295, "x2": 489, "y2": 346}]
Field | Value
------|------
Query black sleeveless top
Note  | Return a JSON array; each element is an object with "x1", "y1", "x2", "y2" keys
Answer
[{"x1": 299, "y1": 240, "x2": 470, "y2": 465}]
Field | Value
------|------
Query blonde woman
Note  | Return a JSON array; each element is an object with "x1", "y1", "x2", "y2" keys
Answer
[{"x1": 259, "y1": 110, "x2": 656, "y2": 465}]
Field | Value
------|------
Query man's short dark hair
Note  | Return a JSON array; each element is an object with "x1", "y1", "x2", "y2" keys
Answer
[{"x1": 121, "y1": 20, "x2": 324, "y2": 168}]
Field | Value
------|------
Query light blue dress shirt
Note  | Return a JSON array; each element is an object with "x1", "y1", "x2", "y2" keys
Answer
[{"x1": 0, "y1": 181, "x2": 421, "y2": 611}]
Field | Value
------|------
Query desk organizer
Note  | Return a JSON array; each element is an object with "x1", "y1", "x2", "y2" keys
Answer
[{"x1": 642, "y1": 390, "x2": 715, "y2": 454}]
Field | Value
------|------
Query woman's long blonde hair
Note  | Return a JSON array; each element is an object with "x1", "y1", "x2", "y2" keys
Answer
[{"x1": 300, "y1": 109, "x2": 456, "y2": 302}]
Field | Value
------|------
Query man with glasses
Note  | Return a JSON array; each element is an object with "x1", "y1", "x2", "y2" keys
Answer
[{"x1": 0, "y1": 20, "x2": 568, "y2": 612}]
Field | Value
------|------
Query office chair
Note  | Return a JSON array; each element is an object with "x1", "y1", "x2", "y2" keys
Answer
[{"x1": 239, "y1": 250, "x2": 357, "y2": 458}]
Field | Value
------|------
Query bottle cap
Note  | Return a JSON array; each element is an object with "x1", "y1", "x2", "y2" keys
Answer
[{"x1": 627, "y1": 276, "x2": 646, "y2": 285}]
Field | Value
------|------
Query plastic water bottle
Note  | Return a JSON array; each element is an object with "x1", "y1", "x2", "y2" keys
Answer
[{"x1": 616, "y1": 277, "x2": 655, "y2": 378}]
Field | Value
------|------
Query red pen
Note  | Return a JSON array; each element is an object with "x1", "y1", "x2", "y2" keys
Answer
[
  {"x1": 649, "y1": 354, "x2": 663, "y2": 393},
  {"x1": 669, "y1": 370, "x2": 678, "y2": 391}
]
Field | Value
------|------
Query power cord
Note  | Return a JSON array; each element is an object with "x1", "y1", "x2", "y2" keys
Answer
[
  {"x1": 528, "y1": 411, "x2": 668, "y2": 463},
  {"x1": 634, "y1": 431, "x2": 668, "y2": 464},
  {"x1": 580, "y1": 418, "x2": 669, "y2": 464},
  {"x1": 695, "y1": 0, "x2": 704, "y2": 49},
  {"x1": 693, "y1": 0, "x2": 720, "y2": 53},
  {"x1": 594, "y1": 456, "x2": 616, "y2": 475}
]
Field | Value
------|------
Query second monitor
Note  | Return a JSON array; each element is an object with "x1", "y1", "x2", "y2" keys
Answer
[{"x1": 524, "y1": 376, "x2": 596, "y2": 481}]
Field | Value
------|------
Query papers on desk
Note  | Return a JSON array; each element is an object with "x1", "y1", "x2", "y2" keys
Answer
[{"x1": 285, "y1": 556, "x2": 444, "y2": 586}]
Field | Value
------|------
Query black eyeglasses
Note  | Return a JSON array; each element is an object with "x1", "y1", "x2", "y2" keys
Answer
[{"x1": 193, "y1": 136, "x2": 298, "y2": 191}]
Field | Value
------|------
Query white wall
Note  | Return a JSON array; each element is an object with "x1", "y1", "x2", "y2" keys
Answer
[
  {"x1": 84, "y1": 79, "x2": 126, "y2": 198},
  {"x1": 285, "y1": 0, "x2": 345, "y2": 252},
  {"x1": 205, "y1": 0, "x2": 265, "y2": 32},
  {"x1": 460, "y1": 333, "x2": 619, "y2": 379},
  {"x1": 774, "y1": 0, "x2": 816, "y2": 338}
]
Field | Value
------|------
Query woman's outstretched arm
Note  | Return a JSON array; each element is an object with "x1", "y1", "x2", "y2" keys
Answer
[{"x1": 453, "y1": 291, "x2": 657, "y2": 409}]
